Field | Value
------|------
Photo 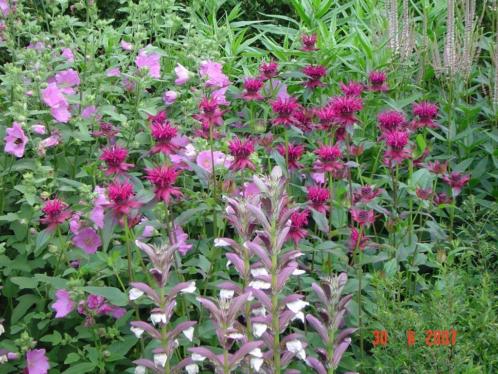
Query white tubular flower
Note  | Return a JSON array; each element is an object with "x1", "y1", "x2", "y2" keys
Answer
[
  {"x1": 286, "y1": 340, "x2": 306, "y2": 360},
  {"x1": 214, "y1": 238, "x2": 231, "y2": 247},
  {"x1": 186, "y1": 364, "x2": 199, "y2": 374},
  {"x1": 286, "y1": 300, "x2": 309, "y2": 314},
  {"x1": 153, "y1": 353, "x2": 168, "y2": 367},
  {"x1": 252, "y1": 323, "x2": 268, "y2": 338},
  {"x1": 249, "y1": 280, "x2": 271, "y2": 290},
  {"x1": 150, "y1": 312, "x2": 167, "y2": 325},
  {"x1": 182, "y1": 326, "x2": 194, "y2": 342},
  {"x1": 191, "y1": 353, "x2": 206, "y2": 362},
  {"x1": 129, "y1": 288, "x2": 144, "y2": 301},
  {"x1": 130, "y1": 326, "x2": 144, "y2": 338},
  {"x1": 181, "y1": 282, "x2": 196, "y2": 294}
]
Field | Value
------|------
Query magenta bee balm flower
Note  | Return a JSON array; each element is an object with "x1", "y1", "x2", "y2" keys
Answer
[
  {"x1": 314, "y1": 144, "x2": 343, "y2": 174},
  {"x1": 340, "y1": 81, "x2": 364, "y2": 96},
  {"x1": 107, "y1": 180, "x2": 140, "y2": 218},
  {"x1": 383, "y1": 130, "x2": 411, "y2": 166},
  {"x1": 259, "y1": 59, "x2": 278, "y2": 80},
  {"x1": 100, "y1": 145, "x2": 134, "y2": 175},
  {"x1": 350, "y1": 208, "x2": 375, "y2": 226},
  {"x1": 301, "y1": 33, "x2": 318, "y2": 51},
  {"x1": 241, "y1": 77, "x2": 264, "y2": 101},
  {"x1": 287, "y1": 210, "x2": 309, "y2": 244},
  {"x1": 307, "y1": 186, "x2": 330, "y2": 214},
  {"x1": 146, "y1": 166, "x2": 183, "y2": 204},
  {"x1": 412, "y1": 101, "x2": 438, "y2": 129},
  {"x1": 442, "y1": 171, "x2": 470, "y2": 196},
  {"x1": 368, "y1": 70, "x2": 389, "y2": 92},
  {"x1": 4, "y1": 122, "x2": 28, "y2": 158},
  {"x1": 377, "y1": 110, "x2": 406, "y2": 134},
  {"x1": 228, "y1": 138, "x2": 255, "y2": 171},
  {"x1": 271, "y1": 96, "x2": 299, "y2": 127},
  {"x1": 277, "y1": 143, "x2": 304, "y2": 170},
  {"x1": 40, "y1": 198, "x2": 72, "y2": 231},
  {"x1": 328, "y1": 96, "x2": 363, "y2": 127},
  {"x1": 302, "y1": 64, "x2": 326, "y2": 89}
]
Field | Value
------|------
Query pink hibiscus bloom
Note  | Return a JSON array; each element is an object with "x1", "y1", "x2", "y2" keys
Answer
[
  {"x1": 196, "y1": 150, "x2": 231, "y2": 173},
  {"x1": 61, "y1": 48, "x2": 74, "y2": 62},
  {"x1": 25, "y1": 349, "x2": 49, "y2": 374},
  {"x1": 174, "y1": 63, "x2": 190, "y2": 85},
  {"x1": 135, "y1": 49, "x2": 161, "y2": 78},
  {"x1": 199, "y1": 60, "x2": 230, "y2": 88},
  {"x1": 52, "y1": 289, "x2": 75, "y2": 318},
  {"x1": 4, "y1": 122, "x2": 28, "y2": 158},
  {"x1": 73, "y1": 227, "x2": 102, "y2": 254},
  {"x1": 90, "y1": 186, "x2": 108, "y2": 229}
]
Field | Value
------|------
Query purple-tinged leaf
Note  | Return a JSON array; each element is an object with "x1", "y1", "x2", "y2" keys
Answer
[
  {"x1": 334, "y1": 327, "x2": 357, "y2": 345},
  {"x1": 129, "y1": 282, "x2": 160, "y2": 304},
  {"x1": 245, "y1": 241, "x2": 271, "y2": 269},
  {"x1": 188, "y1": 347, "x2": 223, "y2": 366},
  {"x1": 247, "y1": 203, "x2": 271, "y2": 230},
  {"x1": 306, "y1": 357, "x2": 327, "y2": 374},
  {"x1": 132, "y1": 359, "x2": 161, "y2": 374},
  {"x1": 311, "y1": 283, "x2": 329, "y2": 306},
  {"x1": 306, "y1": 314, "x2": 329, "y2": 342},
  {"x1": 130, "y1": 321, "x2": 161, "y2": 339},
  {"x1": 197, "y1": 297, "x2": 222, "y2": 324},
  {"x1": 277, "y1": 263, "x2": 298, "y2": 290},
  {"x1": 167, "y1": 320, "x2": 197, "y2": 341},
  {"x1": 226, "y1": 253, "x2": 246, "y2": 275},
  {"x1": 338, "y1": 294, "x2": 353, "y2": 311},
  {"x1": 333, "y1": 337, "x2": 352, "y2": 366},
  {"x1": 169, "y1": 281, "x2": 196, "y2": 298},
  {"x1": 227, "y1": 292, "x2": 251, "y2": 322},
  {"x1": 250, "y1": 288, "x2": 272, "y2": 310},
  {"x1": 229, "y1": 341, "x2": 263, "y2": 368}
]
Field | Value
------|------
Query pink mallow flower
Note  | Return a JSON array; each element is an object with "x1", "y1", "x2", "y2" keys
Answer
[
  {"x1": 287, "y1": 210, "x2": 309, "y2": 244},
  {"x1": 442, "y1": 171, "x2": 470, "y2": 197},
  {"x1": 228, "y1": 138, "x2": 255, "y2": 171},
  {"x1": 52, "y1": 289, "x2": 74, "y2": 318},
  {"x1": 40, "y1": 198, "x2": 72, "y2": 231},
  {"x1": 120, "y1": 40, "x2": 133, "y2": 51},
  {"x1": 61, "y1": 48, "x2": 74, "y2": 62},
  {"x1": 241, "y1": 77, "x2": 264, "y2": 101},
  {"x1": 196, "y1": 150, "x2": 231, "y2": 173},
  {"x1": 73, "y1": 227, "x2": 102, "y2": 254},
  {"x1": 412, "y1": 101, "x2": 438, "y2": 129},
  {"x1": 4, "y1": 122, "x2": 28, "y2": 158},
  {"x1": 25, "y1": 349, "x2": 49, "y2": 374},
  {"x1": 135, "y1": 49, "x2": 161, "y2": 78},
  {"x1": 350, "y1": 208, "x2": 375, "y2": 226},
  {"x1": 146, "y1": 166, "x2": 182, "y2": 204},
  {"x1": 55, "y1": 68, "x2": 80, "y2": 95},
  {"x1": 199, "y1": 60, "x2": 230, "y2": 88},
  {"x1": 277, "y1": 143, "x2": 304, "y2": 170},
  {"x1": 174, "y1": 63, "x2": 190, "y2": 85},
  {"x1": 163, "y1": 90, "x2": 178, "y2": 106},
  {"x1": 90, "y1": 186, "x2": 108, "y2": 229},
  {"x1": 368, "y1": 70, "x2": 388, "y2": 92},
  {"x1": 41, "y1": 83, "x2": 71, "y2": 123},
  {"x1": 106, "y1": 67, "x2": 121, "y2": 77},
  {"x1": 31, "y1": 124, "x2": 46, "y2": 135},
  {"x1": 302, "y1": 64, "x2": 326, "y2": 89},
  {"x1": 307, "y1": 185, "x2": 330, "y2": 214},
  {"x1": 170, "y1": 224, "x2": 192, "y2": 255},
  {"x1": 100, "y1": 145, "x2": 134, "y2": 175}
]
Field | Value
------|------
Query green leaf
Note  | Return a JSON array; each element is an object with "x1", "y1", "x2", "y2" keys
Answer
[
  {"x1": 64, "y1": 353, "x2": 81, "y2": 365},
  {"x1": 11, "y1": 294, "x2": 38, "y2": 324},
  {"x1": 10, "y1": 277, "x2": 39, "y2": 289},
  {"x1": 82, "y1": 286, "x2": 127, "y2": 306},
  {"x1": 62, "y1": 362, "x2": 97, "y2": 374},
  {"x1": 311, "y1": 209, "x2": 329, "y2": 233},
  {"x1": 0, "y1": 212, "x2": 19, "y2": 222},
  {"x1": 40, "y1": 331, "x2": 62, "y2": 345},
  {"x1": 35, "y1": 229, "x2": 52, "y2": 254},
  {"x1": 174, "y1": 204, "x2": 209, "y2": 226},
  {"x1": 102, "y1": 212, "x2": 115, "y2": 252},
  {"x1": 34, "y1": 274, "x2": 68, "y2": 289},
  {"x1": 383, "y1": 258, "x2": 398, "y2": 278}
]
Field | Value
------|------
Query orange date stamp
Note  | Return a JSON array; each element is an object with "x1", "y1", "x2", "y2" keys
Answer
[{"x1": 372, "y1": 329, "x2": 457, "y2": 347}]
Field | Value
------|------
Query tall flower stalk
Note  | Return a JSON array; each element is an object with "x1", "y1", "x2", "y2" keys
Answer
[
  {"x1": 306, "y1": 273, "x2": 356, "y2": 374},
  {"x1": 244, "y1": 167, "x2": 308, "y2": 373},
  {"x1": 129, "y1": 240, "x2": 197, "y2": 374}
]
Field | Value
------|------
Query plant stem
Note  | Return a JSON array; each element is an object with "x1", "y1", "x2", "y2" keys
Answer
[
  {"x1": 270, "y1": 224, "x2": 281, "y2": 373},
  {"x1": 354, "y1": 226, "x2": 365, "y2": 368}
]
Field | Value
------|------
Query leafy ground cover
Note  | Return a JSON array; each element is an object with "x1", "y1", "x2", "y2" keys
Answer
[{"x1": 0, "y1": 1, "x2": 496, "y2": 373}]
